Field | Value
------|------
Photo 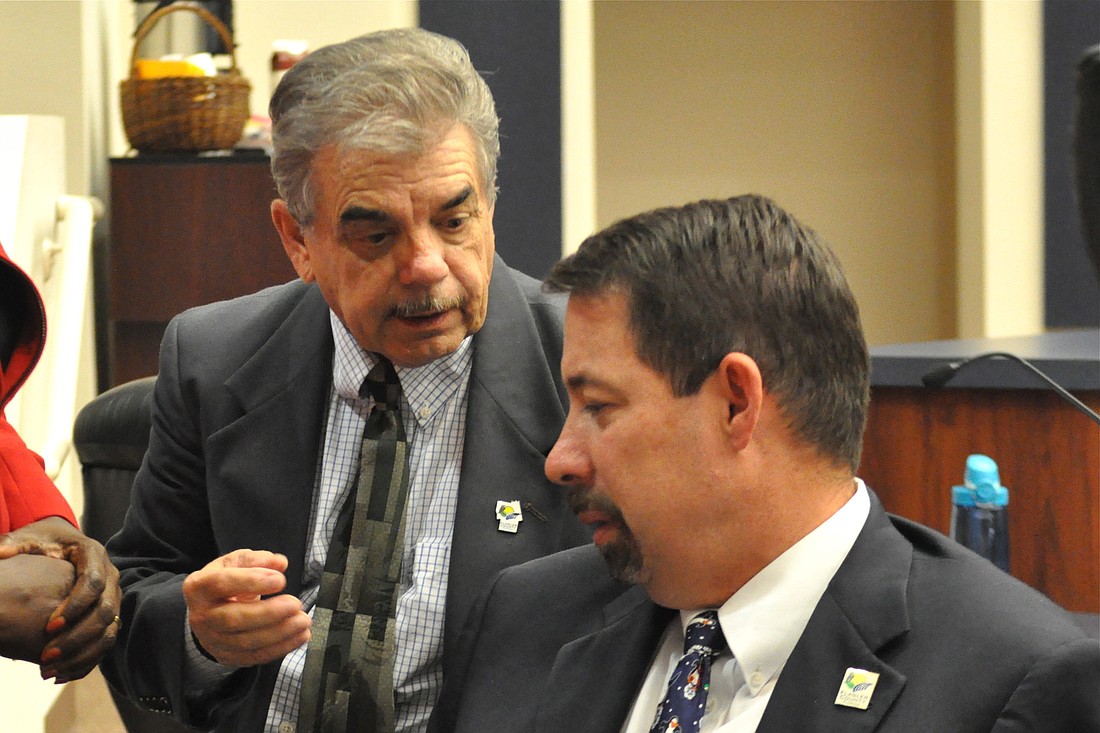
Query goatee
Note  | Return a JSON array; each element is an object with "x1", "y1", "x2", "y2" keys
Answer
[{"x1": 567, "y1": 486, "x2": 646, "y2": 585}]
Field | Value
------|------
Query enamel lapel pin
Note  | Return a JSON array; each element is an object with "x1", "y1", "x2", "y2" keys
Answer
[
  {"x1": 496, "y1": 500, "x2": 523, "y2": 533},
  {"x1": 834, "y1": 667, "x2": 880, "y2": 710}
]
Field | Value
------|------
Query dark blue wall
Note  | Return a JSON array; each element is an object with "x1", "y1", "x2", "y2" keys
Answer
[
  {"x1": 420, "y1": 0, "x2": 562, "y2": 279},
  {"x1": 1044, "y1": 0, "x2": 1100, "y2": 328}
]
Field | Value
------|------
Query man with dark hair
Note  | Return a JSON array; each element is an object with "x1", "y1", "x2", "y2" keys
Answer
[
  {"x1": 103, "y1": 28, "x2": 586, "y2": 733},
  {"x1": 432, "y1": 195, "x2": 1100, "y2": 732}
]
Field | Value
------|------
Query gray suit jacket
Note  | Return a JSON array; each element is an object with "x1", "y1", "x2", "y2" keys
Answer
[
  {"x1": 433, "y1": 493, "x2": 1100, "y2": 732},
  {"x1": 103, "y1": 256, "x2": 589, "y2": 731}
]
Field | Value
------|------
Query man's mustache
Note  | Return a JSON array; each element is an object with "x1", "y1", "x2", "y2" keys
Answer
[
  {"x1": 388, "y1": 294, "x2": 466, "y2": 319},
  {"x1": 567, "y1": 486, "x2": 626, "y2": 523}
]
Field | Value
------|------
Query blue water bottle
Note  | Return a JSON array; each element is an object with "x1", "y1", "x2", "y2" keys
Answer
[{"x1": 950, "y1": 454, "x2": 1010, "y2": 572}]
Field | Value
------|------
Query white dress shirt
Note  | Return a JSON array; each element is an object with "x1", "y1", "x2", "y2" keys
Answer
[{"x1": 620, "y1": 480, "x2": 871, "y2": 733}]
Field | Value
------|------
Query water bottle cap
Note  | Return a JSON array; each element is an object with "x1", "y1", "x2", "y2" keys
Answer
[
  {"x1": 953, "y1": 453, "x2": 1009, "y2": 507},
  {"x1": 965, "y1": 454, "x2": 999, "y2": 487}
]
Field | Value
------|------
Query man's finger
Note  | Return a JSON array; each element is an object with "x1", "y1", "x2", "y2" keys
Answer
[
  {"x1": 194, "y1": 592, "x2": 305, "y2": 635},
  {"x1": 197, "y1": 605, "x2": 312, "y2": 667},
  {"x1": 216, "y1": 549, "x2": 289, "y2": 572},
  {"x1": 184, "y1": 565, "x2": 287, "y2": 604}
]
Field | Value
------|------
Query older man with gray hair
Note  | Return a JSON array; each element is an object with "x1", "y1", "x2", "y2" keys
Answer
[{"x1": 103, "y1": 28, "x2": 586, "y2": 733}]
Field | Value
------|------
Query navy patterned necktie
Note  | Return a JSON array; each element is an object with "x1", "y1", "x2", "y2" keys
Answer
[
  {"x1": 649, "y1": 611, "x2": 726, "y2": 733},
  {"x1": 297, "y1": 357, "x2": 411, "y2": 733}
]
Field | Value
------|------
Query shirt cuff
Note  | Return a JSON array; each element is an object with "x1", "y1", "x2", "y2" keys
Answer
[{"x1": 182, "y1": 608, "x2": 238, "y2": 688}]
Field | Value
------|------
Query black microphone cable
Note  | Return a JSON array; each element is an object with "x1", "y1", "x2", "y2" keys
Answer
[{"x1": 920, "y1": 351, "x2": 1100, "y2": 426}]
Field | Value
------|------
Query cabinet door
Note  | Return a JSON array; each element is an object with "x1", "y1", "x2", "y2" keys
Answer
[{"x1": 109, "y1": 157, "x2": 298, "y2": 385}]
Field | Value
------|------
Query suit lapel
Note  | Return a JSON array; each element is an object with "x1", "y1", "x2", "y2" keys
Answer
[
  {"x1": 467, "y1": 255, "x2": 567, "y2": 453},
  {"x1": 207, "y1": 285, "x2": 333, "y2": 596},
  {"x1": 446, "y1": 258, "x2": 575, "y2": 655},
  {"x1": 535, "y1": 587, "x2": 672, "y2": 733},
  {"x1": 759, "y1": 495, "x2": 910, "y2": 732}
]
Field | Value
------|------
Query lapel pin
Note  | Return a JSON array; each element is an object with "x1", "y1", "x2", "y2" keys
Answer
[
  {"x1": 495, "y1": 500, "x2": 523, "y2": 533},
  {"x1": 834, "y1": 667, "x2": 879, "y2": 710}
]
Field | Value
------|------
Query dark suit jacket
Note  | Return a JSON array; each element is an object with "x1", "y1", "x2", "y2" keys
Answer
[
  {"x1": 433, "y1": 493, "x2": 1100, "y2": 732},
  {"x1": 102, "y1": 257, "x2": 589, "y2": 731}
]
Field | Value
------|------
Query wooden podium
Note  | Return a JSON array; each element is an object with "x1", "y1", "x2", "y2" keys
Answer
[{"x1": 860, "y1": 330, "x2": 1100, "y2": 613}]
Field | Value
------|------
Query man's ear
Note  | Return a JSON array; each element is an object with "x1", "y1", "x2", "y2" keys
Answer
[
  {"x1": 271, "y1": 199, "x2": 314, "y2": 283},
  {"x1": 717, "y1": 352, "x2": 763, "y2": 451}
]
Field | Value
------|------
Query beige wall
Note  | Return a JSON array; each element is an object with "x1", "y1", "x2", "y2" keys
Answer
[
  {"x1": 954, "y1": 0, "x2": 1044, "y2": 339},
  {"x1": 232, "y1": 0, "x2": 417, "y2": 118},
  {"x1": 0, "y1": 1, "x2": 90, "y2": 195},
  {"x1": 0, "y1": 0, "x2": 127, "y2": 205},
  {"x1": 593, "y1": 0, "x2": 958, "y2": 346}
]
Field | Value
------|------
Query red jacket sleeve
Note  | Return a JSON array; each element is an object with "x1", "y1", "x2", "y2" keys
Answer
[{"x1": 0, "y1": 414, "x2": 78, "y2": 534}]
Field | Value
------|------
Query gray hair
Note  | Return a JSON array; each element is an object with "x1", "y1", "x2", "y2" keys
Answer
[{"x1": 269, "y1": 28, "x2": 500, "y2": 224}]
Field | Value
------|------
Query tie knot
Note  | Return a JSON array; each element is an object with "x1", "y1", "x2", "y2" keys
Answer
[
  {"x1": 684, "y1": 610, "x2": 725, "y2": 657},
  {"x1": 360, "y1": 357, "x2": 402, "y2": 409}
]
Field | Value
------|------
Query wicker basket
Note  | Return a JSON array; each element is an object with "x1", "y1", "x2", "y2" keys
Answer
[{"x1": 120, "y1": 2, "x2": 250, "y2": 153}]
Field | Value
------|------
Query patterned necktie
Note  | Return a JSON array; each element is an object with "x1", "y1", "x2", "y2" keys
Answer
[
  {"x1": 298, "y1": 358, "x2": 411, "y2": 733},
  {"x1": 649, "y1": 611, "x2": 726, "y2": 733}
]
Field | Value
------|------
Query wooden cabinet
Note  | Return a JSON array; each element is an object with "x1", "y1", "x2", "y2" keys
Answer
[{"x1": 108, "y1": 153, "x2": 297, "y2": 386}]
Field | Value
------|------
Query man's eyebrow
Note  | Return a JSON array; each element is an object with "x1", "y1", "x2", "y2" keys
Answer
[
  {"x1": 338, "y1": 187, "x2": 473, "y2": 224},
  {"x1": 339, "y1": 206, "x2": 389, "y2": 224},
  {"x1": 440, "y1": 186, "x2": 474, "y2": 212},
  {"x1": 565, "y1": 374, "x2": 596, "y2": 391}
]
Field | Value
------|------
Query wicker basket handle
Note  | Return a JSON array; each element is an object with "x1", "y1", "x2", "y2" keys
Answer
[{"x1": 129, "y1": 1, "x2": 240, "y2": 74}]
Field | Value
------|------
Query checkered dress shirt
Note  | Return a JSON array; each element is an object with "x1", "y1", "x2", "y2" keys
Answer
[{"x1": 264, "y1": 311, "x2": 472, "y2": 733}]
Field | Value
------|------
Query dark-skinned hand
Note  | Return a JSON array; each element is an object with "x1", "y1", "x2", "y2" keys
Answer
[{"x1": 0, "y1": 516, "x2": 122, "y2": 682}]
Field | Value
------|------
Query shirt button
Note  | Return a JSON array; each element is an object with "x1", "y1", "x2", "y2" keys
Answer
[
  {"x1": 750, "y1": 671, "x2": 764, "y2": 687},
  {"x1": 418, "y1": 406, "x2": 432, "y2": 419},
  {"x1": 280, "y1": 723, "x2": 295, "y2": 733}
]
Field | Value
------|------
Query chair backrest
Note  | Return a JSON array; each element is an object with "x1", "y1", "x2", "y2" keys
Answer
[{"x1": 72, "y1": 376, "x2": 156, "y2": 544}]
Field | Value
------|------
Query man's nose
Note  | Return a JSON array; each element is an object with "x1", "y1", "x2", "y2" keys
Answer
[
  {"x1": 545, "y1": 430, "x2": 592, "y2": 487},
  {"x1": 397, "y1": 232, "x2": 449, "y2": 286}
]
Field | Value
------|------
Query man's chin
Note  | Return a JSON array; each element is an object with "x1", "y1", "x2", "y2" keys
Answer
[
  {"x1": 596, "y1": 538, "x2": 647, "y2": 586},
  {"x1": 385, "y1": 329, "x2": 468, "y2": 367}
]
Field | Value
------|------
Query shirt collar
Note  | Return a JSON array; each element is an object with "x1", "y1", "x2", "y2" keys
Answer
[
  {"x1": 329, "y1": 310, "x2": 474, "y2": 427},
  {"x1": 678, "y1": 478, "x2": 870, "y2": 697}
]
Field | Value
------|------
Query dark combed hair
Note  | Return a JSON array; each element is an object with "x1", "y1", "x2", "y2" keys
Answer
[{"x1": 545, "y1": 194, "x2": 871, "y2": 472}]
